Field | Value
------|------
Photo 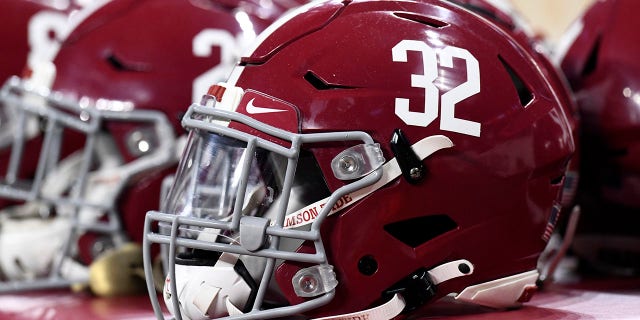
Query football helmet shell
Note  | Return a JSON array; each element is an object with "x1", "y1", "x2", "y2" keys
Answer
[{"x1": 143, "y1": 0, "x2": 575, "y2": 318}]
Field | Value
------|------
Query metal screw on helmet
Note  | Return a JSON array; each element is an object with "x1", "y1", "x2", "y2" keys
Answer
[
  {"x1": 126, "y1": 128, "x2": 156, "y2": 157},
  {"x1": 339, "y1": 155, "x2": 359, "y2": 174},
  {"x1": 299, "y1": 275, "x2": 319, "y2": 293},
  {"x1": 409, "y1": 167, "x2": 423, "y2": 180}
]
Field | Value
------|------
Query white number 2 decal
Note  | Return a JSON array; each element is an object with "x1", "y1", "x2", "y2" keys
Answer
[
  {"x1": 28, "y1": 11, "x2": 68, "y2": 64},
  {"x1": 392, "y1": 40, "x2": 481, "y2": 137},
  {"x1": 192, "y1": 29, "x2": 237, "y2": 104},
  {"x1": 28, "y1": 1, "x2": 99, "y2": 69}
]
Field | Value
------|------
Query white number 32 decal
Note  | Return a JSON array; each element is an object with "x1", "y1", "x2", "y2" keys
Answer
[{"x1": 392, "y1": 40, "x2": 481, "y2": 137}]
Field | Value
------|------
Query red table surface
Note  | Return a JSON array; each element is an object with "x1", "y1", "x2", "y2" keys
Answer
[{"x1": 0, "y1": 277, "x2": 639, "y2": 320}]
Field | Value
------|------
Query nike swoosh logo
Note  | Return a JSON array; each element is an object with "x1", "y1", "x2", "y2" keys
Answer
[{"x1": 245, "y1": 98, "x2": 286, "y2": 114}]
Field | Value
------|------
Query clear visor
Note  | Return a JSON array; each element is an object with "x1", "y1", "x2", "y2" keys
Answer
[
  {"x1": 165, "y1": 128, "x2": 330, "y2": 243},
  {"x1": 159, "y1": 128, "x2": 333, "y2": 313},
  {"x1": 145, "y1": 90, "x2": 389, "y2": 319},
  {"x1": 168, "y1": 130, "x2": 283, "y2": 223}
]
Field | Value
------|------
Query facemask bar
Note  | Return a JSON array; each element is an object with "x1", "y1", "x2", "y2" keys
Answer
[
  {"x1": 0, "y1": 76, "x2": 176, "y2": 292},
  {"x1": 144, "y1": 100, "x2": 384, "y2": 319}
]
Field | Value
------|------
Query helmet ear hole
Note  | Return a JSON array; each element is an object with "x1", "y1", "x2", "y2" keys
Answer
[
  {"x1": 357, "y1": 255, "x2": 378, "y2": 276},
  {"x1": 384, "y1": 215, "x2": 458, "y2": 248}
]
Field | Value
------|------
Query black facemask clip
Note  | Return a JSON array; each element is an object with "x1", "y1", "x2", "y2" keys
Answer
[{"x1": 390, "y1": 129, "x2": 426, "y2": 184}]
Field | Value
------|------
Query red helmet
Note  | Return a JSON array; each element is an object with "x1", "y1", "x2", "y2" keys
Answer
[
  {"x1": 0, "y1": 0, "x2": 296, "y2": 293},
  {"x1": 557, "y1": 0, "x2": 640, "y2": 275},
  {"x1": 143, "y1": 0, "x2": 575, "y2": 318}
]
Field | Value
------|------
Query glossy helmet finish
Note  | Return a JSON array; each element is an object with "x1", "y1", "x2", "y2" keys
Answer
[
  {"x1": 448, "y1": 0, "x2": 580, "y2": 212},
  {"x1": 0, "y1": 0, "x2": 294, "y2": 292},
  {"x1": 143, "y1": 0, "x2": 575, "y2": 318},
  {"x1": 557, "y1": 0, "x2": 640, "y2": 275}
]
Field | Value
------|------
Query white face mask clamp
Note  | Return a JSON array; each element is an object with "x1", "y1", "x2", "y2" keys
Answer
[
  {"x1": 331, "y1": 143, "x2": 385, "y2": 181},
  {"x1": 292, "y1": 264, "x2": 338, "y2": 298}
]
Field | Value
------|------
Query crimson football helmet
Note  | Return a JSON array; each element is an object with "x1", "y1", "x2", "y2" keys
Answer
[
  {"x1": 143, "y1": 0, "x2": 575, "y2": 318},
  {"x1": 0, "y1": 0, "x2": 296, "y2": 292},
  {"x1": 557, "y1": 0, "x2": 640, "y2": 276}
]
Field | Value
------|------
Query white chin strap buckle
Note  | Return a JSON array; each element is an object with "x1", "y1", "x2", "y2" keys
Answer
[{"x1": 455, "y1": 269, "x2": 539, "y2": 309}]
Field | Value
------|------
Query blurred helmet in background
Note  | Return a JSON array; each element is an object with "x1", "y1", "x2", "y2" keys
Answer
[
  {"x1": 0, "y1": 0, "x2": 298, "y2": 294},
  {"x1": 557, "y1": 0, "x2": 640, "y2": 276}
]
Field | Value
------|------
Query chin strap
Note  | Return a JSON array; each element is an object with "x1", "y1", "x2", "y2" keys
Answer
[
  {"x1": 218, "y1": 284, "x2": 408, "y2": 320},
  {"x1": 313, "y1": 294, "x2": 406, "y2": 320},
  {"x1": 225, "y1": 297, "x2": 245, "y2": 316}
]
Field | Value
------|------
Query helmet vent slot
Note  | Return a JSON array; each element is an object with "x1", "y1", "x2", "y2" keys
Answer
[
  {"x1": 393, "y1": 12, "x2": 448, "y2": 28},
  {"x1": 581, "y1": 36, "x2": 601, "y2": 77},
  {"x1": 106, "y1": 53, "x2": 148, "y2": 72},
  {"x1": 304, "y1": 71, "x2": 355, "y2": 90},
  {"x1": 498, "y1": 55, "x2": 533, "y2": 107},
  {"x1": 384, "y1": 215, "x2": 457, "y2": 248}
]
